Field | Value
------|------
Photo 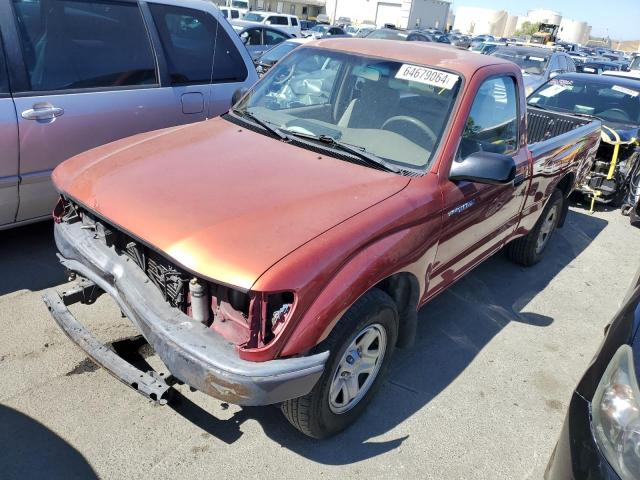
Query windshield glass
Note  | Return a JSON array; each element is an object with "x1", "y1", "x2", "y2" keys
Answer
[
  {"x1": 528, "y1": 78, "x2": 640, "y2": 125},
  {"x1": 244, "y1": 12, "x2": 265, "y2": 22},
  {"x1": 231, "y1": 0, "x2": 248, "y2": 8},
  {"x1": 311, "y1": 25, "x2": 328, "y2": 32},
  {"x1": 258, "y1": 42, "x2": 298, "y2": 65},
  {"x1": 631, "y1": 57, "x2": 640, "y2": 71},
  {"x1": 492, "y1": 48, "x2": 549, "y2": 75},
  {"x1": 367, "y1": 30, "x2": 408, "y2": 40},
  {"x1": 234, "y1": 47, "x2": 461, "y2": 170}
]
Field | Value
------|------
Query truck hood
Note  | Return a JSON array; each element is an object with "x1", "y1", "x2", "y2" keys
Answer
[{"x1": 53, "y1": 117, "x2": 410, "y2": 290}]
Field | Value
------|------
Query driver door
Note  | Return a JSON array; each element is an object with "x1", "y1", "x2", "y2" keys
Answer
[{"x1": 428, "y1": 74, "x2": 530, "y2": 297}]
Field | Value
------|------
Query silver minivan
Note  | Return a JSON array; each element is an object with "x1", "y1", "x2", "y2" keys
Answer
[{"x1": 0, "y1": 0, "x2": 257, "y2": 229}]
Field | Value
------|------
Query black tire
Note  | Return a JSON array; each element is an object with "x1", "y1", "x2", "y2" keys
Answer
[
  {"x1": 281, "y1": 288, "x2": 398, "y2": 438},
  {"x1": 507, "y1": 189, "x2": 563, "y2": 267}
]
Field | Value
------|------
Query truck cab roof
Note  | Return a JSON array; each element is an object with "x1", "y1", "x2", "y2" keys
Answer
[{"x1": 309, "y1": 38, "x2": 513, "y2": 79}]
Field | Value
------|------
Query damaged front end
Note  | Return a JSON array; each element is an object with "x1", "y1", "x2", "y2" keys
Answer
[
  {"x1": 46, "y1": 197, "x2": 328, "y2": 405},
  {"x1": 579, "y1": 125, "x2": 640, "y2": 217}
]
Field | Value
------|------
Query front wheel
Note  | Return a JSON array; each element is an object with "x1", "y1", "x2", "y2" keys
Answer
[
  {"x1": 507, "y1": 189, "x2": 563, "y2": 266},
  {"x1": 281, "y1": 289, "x2": 398, "y2": 438}
]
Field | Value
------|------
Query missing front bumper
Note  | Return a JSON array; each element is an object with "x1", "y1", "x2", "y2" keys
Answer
[{"x1": 45, "y1": 220, "x2": 328, "y2": 406}]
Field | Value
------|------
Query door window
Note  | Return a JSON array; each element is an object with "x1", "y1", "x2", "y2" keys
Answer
[
  {"x1": 557, "y1": 55, "x2": 568, "y2": 72},
  {"x1": 150, "y1": 4, "x2": 217, "y2": 85},
  {"x1": 268, "y1": 16, "x2": 288, "y2": 25},
  {"x1": 240, "y1": 28, "x2": 263, "y2": 46},
  {"x1": 459, "y1": 76, "x2": 518, "y2": 159},
  {"x1": 12, "y1": 0, "x2": 157, "y2": 92},
  {"x1": 291, "y1": 17, "x2": 298, "y2": 26},
  {"x1": 264, "y1": 29, "x2": 288, "y2": 46},
  {"x1": 212, "y1": 25, "x2": 248, "y2": 83},
  {"x1": 548, "y1": 55, "x2": 560, "y2": 73},
  {"x1": 231, "y1": 9, "x2": 240, "y2": 19},
  {"x1": 0, "y1": 38, "x2": 8, "y2": 95}
]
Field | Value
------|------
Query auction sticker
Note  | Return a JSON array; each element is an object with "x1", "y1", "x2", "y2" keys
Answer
[
  {"x1": 612, "y1": 85, "x2": 639, "y2": 97},
  {"x1": 395, "y1": 64, "x2": 459, "y2": 90}
]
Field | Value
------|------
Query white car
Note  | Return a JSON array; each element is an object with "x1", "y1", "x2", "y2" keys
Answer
[
  {"x1": 222, "y1": 0, "x2": 248, "y2": 16},
  {"x1": 239, "y1": 11, "x2": 301, "y2": 37},
  {"x1": 219, "y1": 7, "x2": 242, "y2": 20}
]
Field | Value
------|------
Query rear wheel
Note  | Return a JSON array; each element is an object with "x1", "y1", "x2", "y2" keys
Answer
[
  {"x1": 281, "y1": 289, "x2": 398, "y2": 438},
  {"x1": 507, "y1": 189, "x2": 563, "y2": 266}
]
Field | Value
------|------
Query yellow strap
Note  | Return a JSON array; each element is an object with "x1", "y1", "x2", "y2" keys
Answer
[{"x1": 601, "y1": 125, "x2": 621, "y2": 180}]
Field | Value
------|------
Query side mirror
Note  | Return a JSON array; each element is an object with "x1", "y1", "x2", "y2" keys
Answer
[
  {"x1": 265, "y1": 20, "x2": 272, "y2": 25},
  {"x1": 549, "y1": 70, "x2": 561, "y2": 79},
  {"x1": 449, "y1": 151, "x2": 516, "y2": 185},
  {"x1": 231, "y1": 87, "x2": 248, "y2": 105}
]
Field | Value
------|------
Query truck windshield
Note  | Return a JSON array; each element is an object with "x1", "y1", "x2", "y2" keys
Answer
[
  {"x1": 231, "y1": 0, "x2": 248, "y2": 8},
  {"x1": 528, "y1": 78, "x2": 640, "y2": 125},
  {"x1": 234, "y1": 47, "x2": 462, "y2": 170},
  {"x1": 492, "y1": 48, "x2": 549, "y2": 75}
]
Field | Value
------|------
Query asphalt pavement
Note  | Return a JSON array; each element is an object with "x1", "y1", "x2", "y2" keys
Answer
[{"x1": 1, "y1": 205, "x2": 638, "y2": 479}]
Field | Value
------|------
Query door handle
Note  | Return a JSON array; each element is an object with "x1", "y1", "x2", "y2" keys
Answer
[{"x1": 21, "y1": 103, "x2": 64, "y2": 121}]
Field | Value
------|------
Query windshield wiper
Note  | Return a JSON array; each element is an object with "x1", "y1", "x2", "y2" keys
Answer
[
  {"x1": 284, "y1": 131, "x2": 401, "y2": 173},
  {"x1": 232, "y1": 109, "x2": 291, "y2": 141}
]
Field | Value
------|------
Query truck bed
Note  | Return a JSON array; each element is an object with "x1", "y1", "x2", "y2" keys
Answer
[{"x1": 527, "y1": 107, "x2": 594, "y2": 145}]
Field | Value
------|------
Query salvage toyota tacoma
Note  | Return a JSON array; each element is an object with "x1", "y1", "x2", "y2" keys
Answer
[{"x1": 44, "y1": 39, "x2": 601, "y2": 438}]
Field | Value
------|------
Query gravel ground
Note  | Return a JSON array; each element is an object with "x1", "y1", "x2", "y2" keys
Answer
[{"x1": 1, "y1": 206, "x2": 638, "y2": 480}]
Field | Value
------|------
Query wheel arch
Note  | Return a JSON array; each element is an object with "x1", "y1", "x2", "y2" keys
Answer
[
  {"x1": 374, "y1": 272, "x2": 421, "y2": 348},
  {"x1": 555, "y1": 172, "x2": 575, "y2": 227}
]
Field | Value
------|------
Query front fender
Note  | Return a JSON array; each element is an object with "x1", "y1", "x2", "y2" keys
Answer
[{"x1": 279, "y1": 226, "x2": 439, "y2": 357}]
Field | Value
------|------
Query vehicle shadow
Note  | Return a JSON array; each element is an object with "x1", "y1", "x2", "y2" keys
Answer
[
  {"x1": 0, "y1": 221, "x2": 65, "y2": 296},
  {"x1": 164, "y1": 209, "x2": 608, "y2": 462},
  {"x1": 0, "y1": 404, "x2": 98, "y2": 479}
]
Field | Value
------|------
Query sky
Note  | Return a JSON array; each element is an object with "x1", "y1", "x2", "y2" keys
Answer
[{"x1": 450, "y1": 0, "x2": 639, "y2": 40}]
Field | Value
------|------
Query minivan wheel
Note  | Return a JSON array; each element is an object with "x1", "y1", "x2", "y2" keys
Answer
[
  {"x1": 280, "y1": 289, "x2": 398, "y2": 438},
  {"x1": 507, "y1": 189, "x2": 563, "y2": 266}
]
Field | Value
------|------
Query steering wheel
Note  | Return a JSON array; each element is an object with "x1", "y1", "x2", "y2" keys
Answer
[
  {"x1": 273, "y1": 63, "x2": 295, "y2": 85},
  {"x1": 382, "y1": 116, "x2": 438, "y2": 145}
]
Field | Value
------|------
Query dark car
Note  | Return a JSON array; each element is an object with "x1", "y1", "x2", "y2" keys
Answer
[
  {"x1": 449, "y1": 34, "x2": 471, "y2": 49},
  {"x1": 235, "y1": 25, "x2": 293, "y2": 59},
  {"x1": 299, "y1": 19, "x2": 316, "y2": 30},
  {"x1": 252, "y1": 38, "x2": 311, "y2": 76},
  {"x1": 366, "y1": 28, "x2": 432, "y2": 42},
  {"x1": 576, "y1": 61, "x2": 622, "y2": 75},
  {"x1": 546, "y1": 269, "x2": 640, "y2": 479},
  {"x1": 527, "y1": 73, "x2": 640, "y2": 221}
]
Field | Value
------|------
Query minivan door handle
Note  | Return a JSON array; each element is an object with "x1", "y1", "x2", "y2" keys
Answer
[{"x1": 22, "y1": 103, "x2": 64, "y2": 121}]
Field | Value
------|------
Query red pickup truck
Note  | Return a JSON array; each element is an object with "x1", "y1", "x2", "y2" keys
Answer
[{"x1": 44, "y1": 39, "x2": 601, "y2": 438}]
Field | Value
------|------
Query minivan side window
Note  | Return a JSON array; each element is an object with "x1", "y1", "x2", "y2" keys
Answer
[
  {"x1": 0, "y1": 38, "x2": 8, "y2": 95},
  {"x1": 150, "y1": 4, "x2": 217, "y2": 85},
  {"x1": 212, "y1": 23, "x2": 248, "y2": 83},
  {"x1": 291, "y1": 18, "x2": 298, "y2": 26},
  {"x1": 12, "y1": 0, "x2": 157, "y2": 92},
  {"x1": 458, "y1": 76, "x2": 519, "y2": 159}
]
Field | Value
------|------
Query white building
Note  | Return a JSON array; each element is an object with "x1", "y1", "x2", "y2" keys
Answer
[
  {"x1": 558, "y1": 18, "x2": 589, "y2": 44},
  {"x1": 503, "y1": 15, "x2": 519, "y2": 37},
  {"x1": 453, "y1": 6, "x2": 508, "y2": 36},
  {"x1": 213, "y1": 0, "x2": 325, "y2": 19},
  {"x1": 324, "y1": 0, "x2": 451, "y2": 29},
  {"x1": 526, "y1": 8, "x2": 562, "y2": 25}
]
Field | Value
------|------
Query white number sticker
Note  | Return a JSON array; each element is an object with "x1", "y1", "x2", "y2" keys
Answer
[
  {"x1": 395, "y1": 64, "x2": 459, "y2": 90},
  {"x1": 612, "y1": 85, "x2": 639, "y2": 97},
  {"x1": 538, "y1": 84, "x2": 567, "y2": 97}
]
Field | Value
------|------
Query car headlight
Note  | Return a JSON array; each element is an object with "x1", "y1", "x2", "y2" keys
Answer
[{"x1": 592, "y1": 344, "x2": 640, "y2": 479}]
